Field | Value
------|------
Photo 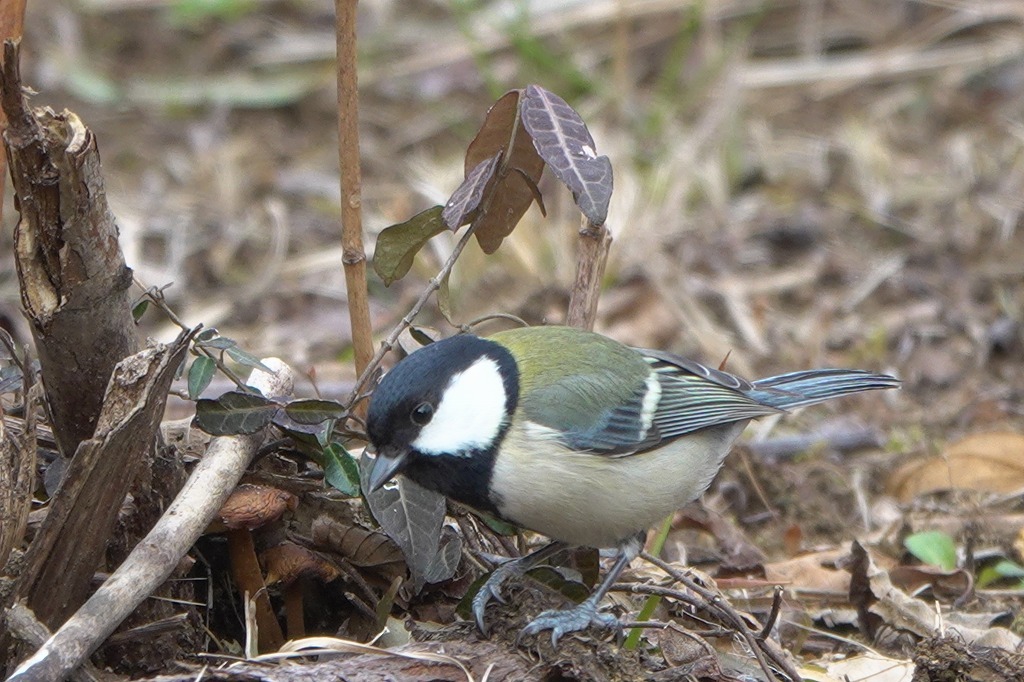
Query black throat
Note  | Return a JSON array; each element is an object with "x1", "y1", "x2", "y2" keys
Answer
[{"x1": 402, "y1": 445, "x2": 502, "y2": 517}]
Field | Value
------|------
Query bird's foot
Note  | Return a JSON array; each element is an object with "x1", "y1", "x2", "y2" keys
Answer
[
  {"x1": 518, "y1": 598, "x2": 620, "y2": 647},
  {"x1": 472, "y1": 557, "x2": 527, "y2": 635}
]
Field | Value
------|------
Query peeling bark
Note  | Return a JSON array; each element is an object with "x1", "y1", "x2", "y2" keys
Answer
[{"x1": 1, "y1": 39, "x2": 139, "y2": 459}]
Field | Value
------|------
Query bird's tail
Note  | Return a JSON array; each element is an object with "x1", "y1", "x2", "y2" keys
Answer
[{"x1": 750, "y1": 369, "x2": 899, "y2": 410}]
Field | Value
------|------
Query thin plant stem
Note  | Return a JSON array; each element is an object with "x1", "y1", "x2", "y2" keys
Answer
[
  {"x1": 346, "y1": 226, "x2": 478, "y2": 409},
  {"x1": 335, "y1": 0, "x2": 375, "y2": 408},
  {"x1": 623, "y1": 514, "x2": 674, "y2": 649}
]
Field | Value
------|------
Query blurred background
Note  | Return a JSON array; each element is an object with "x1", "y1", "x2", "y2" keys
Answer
[{"x1": 2, "y1": 0, "x2": 1023, "y2": 455}]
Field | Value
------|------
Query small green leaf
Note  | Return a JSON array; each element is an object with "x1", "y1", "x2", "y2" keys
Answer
[
  {"x1": 194, "y1": 391, "x2": 279, "y2": 435},
  {"x1": 284, "y1": 399, "x2": 348, "y2": 425},
  {"x1": 187, "y1": 356, "x2": 216, "y2": 399},
  {"x1": 408, "y1": 326, "x2": 438, "y2": 348},
  {"x1": 225, "y1": 345, "x2": 273, "y2": 373},
  {"x1": 905, "y1": 530, "x2": 958, "y2": 571},
  {"x1": 372, "y1": 206, "x2": 447, "y2": 286},
  {"x1": 198, "y1": 336, "x2": 236, "y2": 350},
  {"x1": 322, "y1": 442, "x2": 360, "y2": 496},
  {"x1": 195, "y1": 328, "x2": 220, "y2": 343},
  {"x1": 132, "y1": 300, "x2": 149, "y2": 323},
  {"x1": 478, "y1": 513, "x2": 518, "y2": 536}
]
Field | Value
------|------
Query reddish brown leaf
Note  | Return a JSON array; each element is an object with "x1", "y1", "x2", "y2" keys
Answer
[{"x1": 460, "y1": 89, "x2": 546, "y2": 254}]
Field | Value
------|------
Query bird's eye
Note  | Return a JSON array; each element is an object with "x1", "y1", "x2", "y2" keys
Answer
[{"x1": 411, "y1": 402, "x2": 434, "y2": 425}]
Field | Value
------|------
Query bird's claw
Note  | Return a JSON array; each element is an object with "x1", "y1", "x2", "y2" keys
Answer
[
  {"x1": 518, "y1": 599, "x2": 620, "y2": 648},
  {"x1": 472, "y1": 558, "x2": 523, "y2": 635}
]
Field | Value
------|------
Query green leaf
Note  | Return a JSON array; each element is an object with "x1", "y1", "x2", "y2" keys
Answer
[
  {"x1": 225, "y1": 345, "x2": 273, "y2": 373},
  {"x1": 284, "y1": 399, "x2": 348, "y2": 426},
  {"x1": 132, "y1": 300, "x2": 149, "y2": 323},
  {"x1": 321, "y1": 442, "x2": 360, "y2": 497},
  {"x1": 187, "y1": 356, "x2": 216, "y2": 399},
  {"x1": 195, "y1": 328, "x2": 220, "y2": 343},
  {"x1": 372, "y1": 206, "x2": 446, "y2": 286},
  {"x1": 194, "y1": 391, "x2": 279, "y2": 435},
  {"x1": 478, "y1": 513, "x2": 518, "y2": 536},
  {"x1": 904, "y1": 530, "x2": 957, "y2": 571},
  {"x1": 198, "y1": 336, "x2": 236, "y2": 350}
]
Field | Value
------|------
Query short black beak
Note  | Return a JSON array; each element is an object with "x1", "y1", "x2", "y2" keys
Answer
[{"x1": 367, "y1": 446, "x2": 409, "y2": 492}]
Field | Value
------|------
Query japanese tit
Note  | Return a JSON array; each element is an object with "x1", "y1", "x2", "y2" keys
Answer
[{"x1": 366, "y1": 325, "x2": 898, "y2": 643}]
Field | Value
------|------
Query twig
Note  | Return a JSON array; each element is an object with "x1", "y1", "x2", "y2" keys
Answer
[
  {"x1": 639, "y1": 551, "x2": 801, "y2": 682},
  {"x1": 565, "y1": 216, "x2": 612, "y2": 330},
  {"x1": 132, "y1": 277, "x2": 249, "y2": 391},
  {"x1": 758, "y1": 585, "x2": 784, "y2": 640},
  {"x1": 345, "y1": 225, "x2": 477, "y2": 408},
  {"x1": 8, "y1": 360, "x2": 296, "y2": 682},
  {"x1": 4, "y1": 604, "x2": 100, "y2": 682},
  {"x1": 335, "y1": 0, "x2": 374, "y2": 399}
]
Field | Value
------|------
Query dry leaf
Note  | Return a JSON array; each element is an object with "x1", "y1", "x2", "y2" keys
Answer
[{"x1": 887, "y1": 432, "x2": 1024, "y2": 501}]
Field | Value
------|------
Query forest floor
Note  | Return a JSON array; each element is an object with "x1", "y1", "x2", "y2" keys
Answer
[{"x1": 2, "y1": 1, "x2": 1024, "y2": 680}]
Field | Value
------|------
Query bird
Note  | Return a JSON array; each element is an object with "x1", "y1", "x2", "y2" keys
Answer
[{"x1": 365, "y1": 325, "x2": 899, "y2": 644}]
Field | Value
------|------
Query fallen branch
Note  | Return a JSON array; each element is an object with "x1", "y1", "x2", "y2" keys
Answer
[{"x1": 7, "y1": 359, "x2": 296, "y2": 682}]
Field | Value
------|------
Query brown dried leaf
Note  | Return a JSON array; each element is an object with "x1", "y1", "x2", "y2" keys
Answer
[
  {"x1": 263, "y1": 541, "x2": 342, "y2": 585},
  {"x1": 215, "y1": 484, "x2": 297, "y2": 531},
  {"x1": 310, "y1": 515, "x2": 405, "y2": 569},
  {"x1": 462, "y1": 89, "x2": 546, "y2": 254},
  {"x1": 887, "y1": 432, "x2": 1024, "y2": 501},
  {"x1": 763, "y1": 548, "x2": 850, "y2": 595}
]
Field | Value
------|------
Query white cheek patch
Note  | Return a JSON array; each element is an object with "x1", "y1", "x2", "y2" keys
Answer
[{"x1": 412, "y1": 356, "x2": 508, "y2": 456}]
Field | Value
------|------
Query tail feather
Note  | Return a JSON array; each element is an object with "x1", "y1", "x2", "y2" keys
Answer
[{"x1": 751, "y1": 369, "x2": 900, "y2": 410}]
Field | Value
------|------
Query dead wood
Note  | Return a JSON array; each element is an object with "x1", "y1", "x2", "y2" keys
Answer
[
  {"x1": 0, "y1": 39, "x2": 139, "y2": 459},
  {"x1": 6, "y1": 330, "x2": 192, "y2": 645},
  {"x1": 0, "y1": 380, "x2": 35, "y2": 573},
  {"x1": 5, "y1": 359, "x2": 295, "y2": 682},
  {"x1": 4, "y1": 604, "x2": 104, "y2": 682},
  {"x1": 565, "y1": 216, "x2": 612, "y2": 331},
  {"x1": 145, "y1": 640, "x2": 541, "y2": 682}
]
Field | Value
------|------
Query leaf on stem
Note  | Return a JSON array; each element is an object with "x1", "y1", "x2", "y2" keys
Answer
[
  {"x1": 462, "y1": 89, "x2": 546, "y2": 254},
  {"x1": 194, "y1": 390, "x2": 280, "y2": 435},
  {"x1": 520, "y1": 84, "x2": 613, "y2": 225},
  {"x1": 187, "y1": 356, "x2": 216, "y2": 399},
  {"x1": 441, "y1": 152, "x2": 500, "y2": 231},
  {"x1": 283, "y1": 399, "x2": 348, "y2": 425},
  {"x1": 372, "y1": 205, "x2": 447, "y2": 286}
]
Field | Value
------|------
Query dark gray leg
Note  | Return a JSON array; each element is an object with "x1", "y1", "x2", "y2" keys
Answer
[{"x1": 472, "y1": 541, "x2": 569, "y2": 635}]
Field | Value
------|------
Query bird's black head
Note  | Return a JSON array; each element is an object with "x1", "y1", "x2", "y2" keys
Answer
[{"x1": 365, "y1": 334, "x2": 519, "y2": 495}]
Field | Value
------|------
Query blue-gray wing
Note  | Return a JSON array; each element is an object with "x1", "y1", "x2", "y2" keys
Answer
[
  {"x1": 639, "y1": 350, "x2": 782, "y2": 446},
  {"x1": 539, "y1": 349, "x2": 781, "y2": 456}
]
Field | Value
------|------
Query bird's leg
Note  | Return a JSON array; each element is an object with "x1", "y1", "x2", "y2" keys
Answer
[
  {"x1": 472, "y1": 540, "x2": 569, "y2": 635},
  {"x1": 519, "y1": 533, "x2": 643, "y2": 647}
]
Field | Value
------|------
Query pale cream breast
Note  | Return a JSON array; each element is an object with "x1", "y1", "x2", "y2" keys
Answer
[{"x1": 489, "y1": 420, "x2": 747, "y2": 548}]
